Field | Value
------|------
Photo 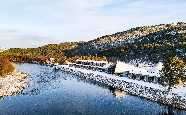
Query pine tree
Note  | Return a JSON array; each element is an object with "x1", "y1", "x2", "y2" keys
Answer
[{"x1": 161, "y1": 56, "x2": 186, "y2": 90}]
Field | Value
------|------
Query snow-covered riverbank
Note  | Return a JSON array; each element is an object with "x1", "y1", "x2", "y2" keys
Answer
[
  {"x1": 0, "y1": 72, "x2": 28, "y2": 96},
  {"x1": 55, "y1": 64, "x2": 186, "y2": 110}
]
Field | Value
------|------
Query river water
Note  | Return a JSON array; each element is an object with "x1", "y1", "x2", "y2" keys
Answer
[{"x1": 0, "y1": 63, "x2": 185, "y2": 115}]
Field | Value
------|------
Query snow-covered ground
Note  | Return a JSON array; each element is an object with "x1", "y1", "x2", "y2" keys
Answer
[
  {"x1": 56, "y1": 64, "x2": 186, "y2": 98},
  {"x1": 56, "y1": 64, "x2": 164, "y2": 89},
  {"x1": 115, "y1": 61, "x2": 163, "y2": 77},
  {"x1": 170, "y1": 85, "x2": 186, "y2": 98},
  {"x1": 0, "y1": 72, "x2": 28, "y2": 96}
]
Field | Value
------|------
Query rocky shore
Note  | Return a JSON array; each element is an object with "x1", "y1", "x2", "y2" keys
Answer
[
  {"x1": 0, "y1": 72, "x2": 28, "y2": 96},
  {"x1": 55, "y1": 65, "x2": 186, "y2": 110}
]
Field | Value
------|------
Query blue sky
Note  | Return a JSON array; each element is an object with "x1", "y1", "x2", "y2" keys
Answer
[{"x1": 0, "y1": 0, "x2": 186, "y2": 48}]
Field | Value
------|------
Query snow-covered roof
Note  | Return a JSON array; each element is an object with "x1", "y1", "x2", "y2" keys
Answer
[
  {"x1": 72, "y1": 60, "x2": 113, "y2": 68},
  {"x1": 69, "y1": 63, "x2": 109, "y2": 69},
  {"x1": 76, "y1": 60, "x2": 108, "y2": 64},
  {"x1": 115, "y1": 61, "x2": 163, "y2": 77}
]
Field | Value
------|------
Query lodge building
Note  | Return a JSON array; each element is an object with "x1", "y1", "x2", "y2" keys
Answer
[
  {"x1": 115, "y1": 61, "x2": 163, "y2": 84},
  {"x1": 69, "y1": 60, "x2": 116, "y2": 74}
]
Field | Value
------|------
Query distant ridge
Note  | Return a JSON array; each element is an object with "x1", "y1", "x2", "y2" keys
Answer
[
  {"x1": 66, "y1": 22, "x2": 186, "y2": 62},
  {"x1": 1, "y1": 22, "x2": 186, "y2": 64}
]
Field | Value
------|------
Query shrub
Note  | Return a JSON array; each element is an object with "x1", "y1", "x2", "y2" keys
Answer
[{"x1": 0, "y1": 57, "x2": 15, "y2": 76}]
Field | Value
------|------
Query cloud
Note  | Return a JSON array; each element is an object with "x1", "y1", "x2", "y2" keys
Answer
[
  {"x1": 0, "y1": 29, "x2": 59, "y2": 48},
  {"x1": 0, "y1": 0, "x2": 186, "y2": 48}
]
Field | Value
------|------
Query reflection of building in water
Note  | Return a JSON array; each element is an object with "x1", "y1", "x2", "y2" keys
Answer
[
  {"x1": 109, "y1": 87, "x2": 126, "y2": 99},
  {"x1": 113, "y1": 89, "x2": 126, "y2": 99}
]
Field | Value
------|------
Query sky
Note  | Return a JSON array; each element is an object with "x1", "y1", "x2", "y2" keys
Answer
[{"x1": 0, "y1": 0, "x2": 186, "y2": 48}]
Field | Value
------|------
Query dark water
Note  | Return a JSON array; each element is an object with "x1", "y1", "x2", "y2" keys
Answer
[{"x1": 0, "y1": 63, "x2": 186, "y2": 115}]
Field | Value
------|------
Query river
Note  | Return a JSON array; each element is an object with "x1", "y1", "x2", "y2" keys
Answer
[{"x1": 0, "y1": 63, "x2": 185, "y2": 115}]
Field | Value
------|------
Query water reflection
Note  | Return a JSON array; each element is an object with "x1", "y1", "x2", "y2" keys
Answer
[
  {"x1": 109, "y1": 87, "x2": 126, "y2": 99},
  {"x1": 160, "y1": 106, "x2": 175, "y2": 115}
]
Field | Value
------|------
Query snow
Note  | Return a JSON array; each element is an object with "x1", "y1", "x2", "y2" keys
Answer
[
  {"x1": 55, "y1": 64, "x2": 186, "y2": 109},
  {"x1": 57, "y1": 65, "x2": 165, "y2": 90},
  {"x1": 69, "y1": 63, "x2": 108, "y2": 69},
  {"x1": 166, "y1": 31, "x2": 177, "y2": 35},
  {"x1": 170, "y1": 85, "x2": 186, "y2": 98},
  {"x1": 76, "y1": 59, "x2": 108, "y2": 64},
  {"x1": 114, "y1": 61, "x2": 163, "y2": 77},
  {"x1": 0, "y1": 72, "x2": 28, "y2": 96},
  {"x1": 71, "y1": 60, "x2": 113, "y2": 68}
]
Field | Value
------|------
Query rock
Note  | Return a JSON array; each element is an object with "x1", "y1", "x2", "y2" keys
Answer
[
  {"x1": 57, "y1": 65, "x2": 186, "y2": 110},
  {"x1": 0, "y1": 72, "x2": 28, "y2": 97}
]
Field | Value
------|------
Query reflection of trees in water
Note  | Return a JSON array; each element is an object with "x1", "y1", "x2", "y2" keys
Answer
[
  {"x1": 21, "y1": 66, "x2": 114, "y2": 96},
  {"x1": 0, "y1": 96, "x2": 3, "y2": 101},
  {"x1": 72, "y1": 73, "x2": 108, "y2": 88},
  {"x1": 68, "y1": 72, "x2": 127, "y2": 99},
  {"x1": 159, "y1": 106, "x2": 175, "y2": 115},
  {"x1": 21, "y1": 68, "x2": 62, "y2": 96}
]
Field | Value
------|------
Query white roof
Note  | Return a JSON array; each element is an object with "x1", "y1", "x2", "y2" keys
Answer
[
  {"x1": 115, "y1": 61, "x2": 163, "y2": 77},
  {"x1": 76, "y1": 59, "x2": 108, "y2": 64}
]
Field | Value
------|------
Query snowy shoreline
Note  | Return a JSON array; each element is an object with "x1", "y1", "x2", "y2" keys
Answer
[
  {"x1": 55, "y1": 64, "x2": 186, "y2": 110},
  {"x1": 0, "y1": 72, "x2": 28, "y2": 97}
]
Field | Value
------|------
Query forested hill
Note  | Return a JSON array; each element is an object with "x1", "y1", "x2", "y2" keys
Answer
[
  {"x1": 0, "y1": 42, "x2": 107, "y2": 64},
  {"x1": 66, "y1": 22, "x2": 186, "y2": 63},
  {"x1": 1, "y1": 22, "x2": 186, "y2": 64}
]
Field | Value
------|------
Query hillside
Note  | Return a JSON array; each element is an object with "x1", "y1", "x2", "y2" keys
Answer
[
  {"x1": 1, "y1": 22, "x2": 186, "y2": 64},
  {"x1": 66, "y1": 22, "x2": 186, "y2": 63},
  {"x1": 0, "y1": 42, "x2": 106, "y2": 64}
]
